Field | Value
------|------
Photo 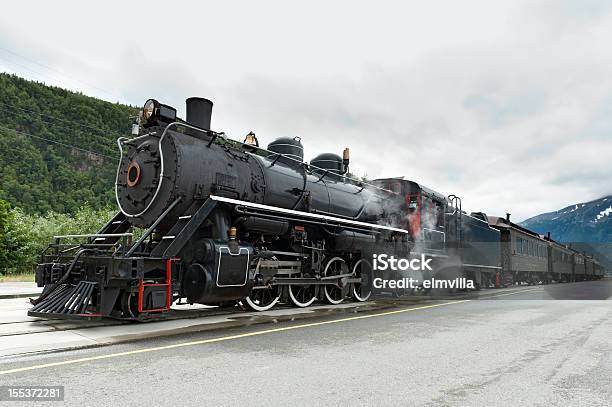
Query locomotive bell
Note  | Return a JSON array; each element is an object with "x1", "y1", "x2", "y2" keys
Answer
[{"x1": 342, "y1": 148, "x2": 350, "y2": 172}]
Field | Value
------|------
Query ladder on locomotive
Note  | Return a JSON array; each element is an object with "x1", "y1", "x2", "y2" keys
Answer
[
  {"x1": 145, "y1": 199, "x2": 218, "y2": 258},
  {"x1": 90, "y1": 212, "x2": 132, "y2": 246}
]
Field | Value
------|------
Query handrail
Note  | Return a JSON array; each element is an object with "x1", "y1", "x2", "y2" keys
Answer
[
  {"x1": 53, "y1": 233, "x2": 133, "y2": 239},
  {"x1": 115, "y1": 122, "x2": 397, "y2": 221}
]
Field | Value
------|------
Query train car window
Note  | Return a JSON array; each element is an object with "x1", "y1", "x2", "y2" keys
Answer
[
  {"x1": 421, "y1": 196, "x2": 435, "y2": 230},
  {"x1": 405, "y1": 193, "x2": 420, "y2": 239},
  {"x1": 406, "y1": 194, "x2": 419, "y2": 214}
]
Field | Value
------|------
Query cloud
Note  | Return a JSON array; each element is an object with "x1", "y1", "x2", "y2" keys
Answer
[{"x1": 0, "y1": 0, "x2": 611, "y2": 221}]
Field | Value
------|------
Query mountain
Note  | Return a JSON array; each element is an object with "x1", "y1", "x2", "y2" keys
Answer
[
  {"x1": 520, "y1": 196, "x2": 612, "y2": 271},
  {"x1": 521, "y1": 196, "x2": 612, "y2": 243},
  {"x1": 0, "y1": 73, "x2": 137, "y2": 214}
]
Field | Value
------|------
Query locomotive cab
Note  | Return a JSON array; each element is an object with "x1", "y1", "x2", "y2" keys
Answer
[{"x1": 372, "y1": 178, "x2": 447, "y2": 251}]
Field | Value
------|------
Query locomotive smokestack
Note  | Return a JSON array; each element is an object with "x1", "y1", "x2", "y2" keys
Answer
[
  {"x1": 186, "y1": 97, "x2": 213, "y2": 130},
  {"x1": 547, "y1": 232, "x2": 551, "y2": 239},
  {"x1": 506, "y1": 213, "x2": 511, "y2": 222}
]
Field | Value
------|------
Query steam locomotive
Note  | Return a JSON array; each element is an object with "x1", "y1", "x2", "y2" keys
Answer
[
  {"x1": 30, "y1": 97, "x2": 409, "y2": 319},
  {"x1": 29, "y1": 97, "x2": 604, "y2": 320}
]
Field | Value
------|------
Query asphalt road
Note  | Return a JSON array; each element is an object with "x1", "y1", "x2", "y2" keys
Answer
[{"x1": 0, "y1": 280, "x2": 611, "y2": 407}]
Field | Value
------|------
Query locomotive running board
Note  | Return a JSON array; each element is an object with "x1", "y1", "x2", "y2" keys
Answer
[{"x1": 209, "y1": 195, "x2": 408, "y2": 234}]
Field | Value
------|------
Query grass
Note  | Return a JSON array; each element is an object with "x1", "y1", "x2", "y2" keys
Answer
[{"x1": 0, "y1": 273, "x2": 35, "y2": 283}]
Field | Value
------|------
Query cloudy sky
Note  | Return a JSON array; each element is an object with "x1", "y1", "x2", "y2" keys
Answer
[{"x1": 1, "y1": 0, "x2": 611, "y2": 221}]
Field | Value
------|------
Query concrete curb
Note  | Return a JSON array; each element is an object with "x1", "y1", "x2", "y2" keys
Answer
[
  {"x1": 0, "y1": 282, "x2": 41, "y2": 300},
  {"x1": 0, "y1": 301, "x2": 395, "y2": 358},
  {"x1": 0, "y1": 293, "x2": 40, "y2": 300}
]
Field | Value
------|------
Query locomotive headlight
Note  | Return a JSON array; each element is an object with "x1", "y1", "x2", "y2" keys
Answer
[
  {"x1": 143, "y1": 99, "x2": 158, "y2": 120},
  {"x1": 142, "y1": 98, "x2": 176, "y2": 123}
]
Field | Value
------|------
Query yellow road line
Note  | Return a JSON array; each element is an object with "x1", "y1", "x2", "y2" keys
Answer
[{"x1": 0, "y1": 300, "x2": 470, "y2": 376}]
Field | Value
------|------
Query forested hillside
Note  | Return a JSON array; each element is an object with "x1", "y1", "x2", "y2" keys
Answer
[
  {"x1": 0, "y1": 73, "x2": 137, "y2": 214},
  {"x1": 0, "y1": 74, "x2": 137, "y2": 275}
]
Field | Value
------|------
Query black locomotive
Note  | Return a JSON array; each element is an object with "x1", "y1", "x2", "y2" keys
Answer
[
  {"x1": 30, "y1": 97, "x2": 411, "y2": 319},
  {"x1": 29, "y1": 97, "x2": 604, "y2": 320}
]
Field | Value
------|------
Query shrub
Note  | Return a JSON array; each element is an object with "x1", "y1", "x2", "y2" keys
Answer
[{"x1": 1, "y1": 203, "x2": 116, "y2": 275}]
